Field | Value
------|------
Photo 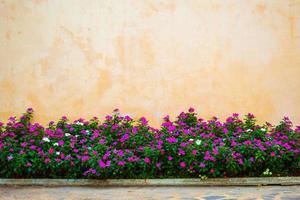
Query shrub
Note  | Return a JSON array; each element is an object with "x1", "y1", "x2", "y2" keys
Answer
[{"x1": 0, "y1": 108, "x2": 299, "y2": 178}]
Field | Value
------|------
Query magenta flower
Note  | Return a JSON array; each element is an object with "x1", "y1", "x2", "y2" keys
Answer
[
  {"x1": 117, "y1": 161, "x2": 126, "y2": 166},
  {"x1": 58, "y1": 140, "x2": 64, "y2": 146},
  {"x1": 168, "y1": 125, "x2": 176, "y2": 132},
  {"x1": 98, "y1": 160, "x2": 106, "y2": 168},
  {"x1": 168, "y1": 156, "x2": 173, "y2": 161},
  {"x1": 180, "y1": 162, "x2": 186, "y2": 168},
  {"x1": 144, "y1": 157, "x2": 151, "y2": 163},
  {"x1": 166, "y1": 137, "x2": 177, "y2": 143},
  {"x1": 117, "y1": 150, "x2": 124, "y2": 157},
  {"x1": 192, "y1": 149, "x2": 198, "y2": 155},
  {"x1": 188, "y1": 107, "x2": 195, "y2": 112},
  {"x1": 222, "y1": 128, "x2": 229, "y2": 134},
  {"x1": 238, "y1": 159, "x2": 244, "y2": 165},
  {"x1": 82, "y1": 155, "x2": 90, "y2": 162},
  {"x1": 99, "y1": 139, "x2": 106, "y2": 145}
]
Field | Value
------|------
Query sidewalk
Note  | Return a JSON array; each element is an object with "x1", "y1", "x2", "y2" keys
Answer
[{"x1": 0, "y1": 186, "x2": 299, "y2": 200}]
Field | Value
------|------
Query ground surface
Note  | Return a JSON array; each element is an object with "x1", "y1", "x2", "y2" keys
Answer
[{"x1": 0, "y1": 186, "x2": 299, "y2": 200}]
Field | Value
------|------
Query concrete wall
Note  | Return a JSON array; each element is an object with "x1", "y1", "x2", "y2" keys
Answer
[{"x1": 0, "y1": 0, "x2": 300, "y2": 126}]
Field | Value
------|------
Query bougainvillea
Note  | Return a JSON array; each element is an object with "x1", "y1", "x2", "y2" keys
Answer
[{"x1": 0, "y1": 108, "x2": 299, "y2": 178}]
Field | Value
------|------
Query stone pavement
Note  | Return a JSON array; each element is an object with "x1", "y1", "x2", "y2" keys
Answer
[{"x1": 0, "y1": 186, "x2": 299, "y2": 200}]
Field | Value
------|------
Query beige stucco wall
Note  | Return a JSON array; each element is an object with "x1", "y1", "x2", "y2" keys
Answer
[{"x1": 0, "y1": 0, "x2": 300, "y2": 126}]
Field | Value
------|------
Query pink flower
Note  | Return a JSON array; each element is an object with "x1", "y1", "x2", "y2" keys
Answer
[
  {"x1": 117, "y1": 161, "x2": 126, "y2": 166},
  {"x1": 192, "y1": 149, "x2": 198, "y2": 155},
  {"x1": 188, "y1": 107, "x2": 195, "y2": 112},
  {"x1": 168, "y1": 156, "x2": 173, "y2": 161},
  {"x1": 270, "y1": 152, "x2": 276, "y2": 157},
  {"x1": 180, "y1": 162, "x2": 186, "y2": 168},
  {"x1": 82, "y1": 155, "x2": 90, "y2": 162},
  {"x1": 49, "y1": 147, "x2": 55, "y2": 154},
  {"x1": 7, "y1": 155, "x2": 13, "y2": 161},
  {"x1": 213, "y1": 148, "x2": 219, "y2": 155},
  {"x1": 144, "y1": 157, "x2": 151, "y2": 163}
]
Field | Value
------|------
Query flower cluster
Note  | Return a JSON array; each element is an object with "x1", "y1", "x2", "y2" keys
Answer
[{"x1": 0, "y1": 108, "x2": 299, "y2": 178}]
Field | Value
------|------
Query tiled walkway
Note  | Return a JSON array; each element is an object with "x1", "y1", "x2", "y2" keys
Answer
[{"x1": 0, "y1": 186, "x2": 299, "y2": 200}]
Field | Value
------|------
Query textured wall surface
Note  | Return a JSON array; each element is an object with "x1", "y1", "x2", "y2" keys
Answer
[{"x1": 0, "y1": 0, "x2": 300, "y2": 126}]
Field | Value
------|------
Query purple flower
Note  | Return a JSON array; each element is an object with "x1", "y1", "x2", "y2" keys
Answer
[
  {"x1": 132, "y1": 127, "x2": 139, "y2": 134},
  {"x1": 199, "y1": 163, "x2": 206, "y2": 168},
  {"x1": 7, "y1": 155, "x2": 13, "y2": 161},
  {"x1": 21, "y1": 142, "x2": 27, "y2": 148},
  {"x1": 139, "y1": 117, "x2": 148, "y2": 126}
]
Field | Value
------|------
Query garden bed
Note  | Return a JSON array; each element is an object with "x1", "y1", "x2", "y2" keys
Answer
[{"x1": 0, "y1": 108, "x2": 299, "y2": 179}]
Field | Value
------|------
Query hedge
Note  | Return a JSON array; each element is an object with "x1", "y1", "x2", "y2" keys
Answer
[{"x1": 0, "y1": 108, "x2": 299, "y2": 178}]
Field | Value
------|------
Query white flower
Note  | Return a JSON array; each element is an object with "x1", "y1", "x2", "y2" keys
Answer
[
  {"x1": 260, "y1": 128, "x2": 266, "y2": 132},
  {"x1": 76, "y1": 121, "x2": 84, "y2": 126},
  {"x1": 195, "y1": 139, "x2": 202, "y2": 145},
  {"x1": 246, "y1": 129, "x2": 252, "y2": 132},
  {"x1": 262, "y1": 168, "x2": 272, "y2": 176},
  {"x1": 65, "y1": 133, "x2": 71, "y2": 137},
  {"x1": 42, "y1": 137, "x2": 50, "y2": 142},
  {"x1": 88, "y1": 147, "x2": 92, "y2": 150},
  {"x1": 53, "y1": 143, "x2": 58, "y2": 146},
  {"x1": 86, "y1": 130, "x2": 90, "y2": 135},
  {"x1": 75, "y1": 135, "x2": 79, "y2": 137},
  {"x1": 189, "y1": 139, "x2": 194, "y2": 142},
  {"x1": 56, "y1": 152, "x2": 60, "y2": 155}
]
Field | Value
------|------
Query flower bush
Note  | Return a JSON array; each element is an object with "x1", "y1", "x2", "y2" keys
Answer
[{"x1": 0, "y1": 108, "x2": 299, "y2": 178}]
